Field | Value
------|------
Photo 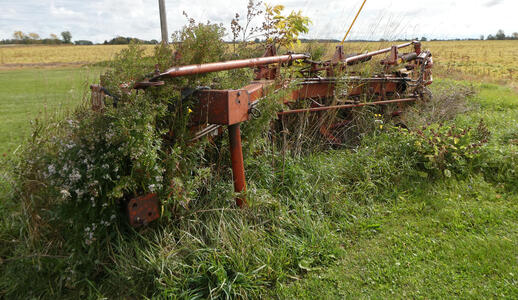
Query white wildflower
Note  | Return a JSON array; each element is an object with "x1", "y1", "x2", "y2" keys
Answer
[
  {"x1": 75, "y1": 189, "x2": 84, "y2": 198},
  {"x1": 60, "y1": 189, "x2": 71, "y2": 199},
  {"x1": 105, "y1": 131, "x2": 115, "y2": 140},
  {"x1": 69, "y1": 169, "x2": 81, "y2": 183},
  {"x1": 48, "y1": 164, "x2": 56, "y2": 175}
]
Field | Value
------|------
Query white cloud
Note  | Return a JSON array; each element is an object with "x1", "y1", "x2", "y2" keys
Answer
[
  {"x1": 50, "y1": 4, "x2": 83, "y2": 18},
  {"x1": 485, "y1": 0, "x2": 504, "y2": 7},
  {"x1": 0, "y1": 0, "x2": 517, "y2": 43}
]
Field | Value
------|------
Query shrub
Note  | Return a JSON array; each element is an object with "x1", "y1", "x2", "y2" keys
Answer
[{"x1": 405, "y1": 120, "x2": 490, "y2": 178}]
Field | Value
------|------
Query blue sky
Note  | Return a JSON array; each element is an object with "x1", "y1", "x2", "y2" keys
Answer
[{"x1": 0, "y1": 0, "x2": 516, "y2": 43}]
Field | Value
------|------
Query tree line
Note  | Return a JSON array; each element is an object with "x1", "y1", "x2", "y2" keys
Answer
[
  {"x1": 0, "y1": 31, "x2": 73, "y2": 45},
  {"x1": 0, "y1": 31, "x2": 159, "y2": 45},
  {"x1": 2, "y1": 29, "x2": 517, "y2": 46},
  {"x1": 484, "y1": 30, "x2": 518, "y2": 40}
]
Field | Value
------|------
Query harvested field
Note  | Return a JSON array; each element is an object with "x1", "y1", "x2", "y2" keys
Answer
[{"x1": 2, "y1": 41, "x2": 517, "y2": 85}]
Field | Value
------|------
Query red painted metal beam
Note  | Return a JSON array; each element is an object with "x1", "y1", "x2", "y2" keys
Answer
[
  {"x1": 344, "y1": 42, "x2": 416, "y2": 65},
  {"x1": 153, "y1": 54, "x2": 308, "y2": 79},
  {"x1": 228, "y1": 123, "x2": 247, "y2": 207},
  {"x1": 277, "y1": 98, "x2": 417, "y2": 115}
]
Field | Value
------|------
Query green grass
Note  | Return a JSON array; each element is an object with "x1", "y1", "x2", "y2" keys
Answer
[
  {"x1": 0, "y1": 67, "x2": 101, "y2": 156},
  {"x1": 0, "y1": 67, "x2": 517, "y2": 298},
  {"x1": 277, "y1": 178, "x2": 518, "y2": 298},
  {"x1": 277, "y1": 83, "x2": 518, "y2": 298}
]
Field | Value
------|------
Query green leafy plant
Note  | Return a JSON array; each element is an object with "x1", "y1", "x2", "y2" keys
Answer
[
  {"x1": 408, "y1": 120, "x2": 490, "y2": 177},
  {"x1": 263, "y1": 4, "x2": 311, "y2": 50}
]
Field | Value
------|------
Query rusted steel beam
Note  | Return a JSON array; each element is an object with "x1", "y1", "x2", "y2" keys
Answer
[
  {"x1": 192, "y1": 90, "x2": 250, "y2": 126},
  {"x1": 153, "y1": 54, "x2": 308, "y2": 80},
  {"x1": 344, "y1": 41, "x2": 416, "y2": 65},
  {"x1": 290, "y1": 82, "x2": 336, "y2": 102},
  {"x1": 228, "y1": 124, "x2": 247, "y2": 207},
  {"x1": 90, "y1": 84, "x2": 105, "y2": 112},
  {"x1": 277, "y1": 98, "x2": 417, "y2": 115}
]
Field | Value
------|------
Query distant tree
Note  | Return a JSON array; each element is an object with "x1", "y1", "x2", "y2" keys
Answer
[
  {"x1": 495, "y1": 29, "x2": 505, "y2": 40},
  {"x1": 512, "y1": 32, "x2": 518, "y2": 40},
  {"x1": 480, "y1": 35, "x2": 484, "y2": 40},
  {"x1": 74, "y1": 40, "x2": 93, "y2": 45},
  {"x1": 420, "y1": 36, "x2": 427, "y2": 41},
  {"x1": 50, "y1": 33, "x2": 59, "y2": 40},
  {"x1": 61, "y1": 31, "x2": 72, "y2": 43},
  {"x1": 13, "y1": 31, "x2": 26, "y2": 40},
  {"x1": 487, "y1": 34, "x2": 495, "y2": 40},
  {"x1": 28, "y1": 33, "x2": 40, "y2": 40},
  {"x1": 103, "y1": 36, "x2": 158, "y2": 45}
]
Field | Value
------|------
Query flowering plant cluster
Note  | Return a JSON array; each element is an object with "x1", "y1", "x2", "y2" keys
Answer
[
  {"x1": 407, "y1": 120, "x2": 490, "y2": 177},
  {"x1": 17, "y1": 22, "x2": 251, "y2": 253},
  {"x1": 22, "y1": 96, "x2": 165, "y2": 246}
]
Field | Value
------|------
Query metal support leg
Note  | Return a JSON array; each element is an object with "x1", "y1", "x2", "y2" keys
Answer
[{"x1": 228, "y1": 124, "x2": 247, "y2": 207}]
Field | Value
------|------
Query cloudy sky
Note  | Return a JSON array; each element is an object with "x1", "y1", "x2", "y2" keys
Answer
[{"x1": 0, "y1": 0, "x2": 516, "y2": 43}]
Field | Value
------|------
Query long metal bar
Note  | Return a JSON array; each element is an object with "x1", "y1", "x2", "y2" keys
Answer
[
  {"x1": 158, "y1": 0, "x2": 168, "y2": 44},
  {"x1": 228, "y1": 124, "x2": 246, "y2": 208},
  {"x1": 344, "y1": 42, "x2": 414, "y2": 65},
  {"x1": 277, "y1": 98, "x2": 417, "y2": 115},
  {"x1": 153, "y1": 54, "x2": 308, "y2": 80}
]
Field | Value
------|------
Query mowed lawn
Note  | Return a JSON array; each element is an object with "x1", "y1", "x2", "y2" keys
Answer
[{"x1": 0, "y1": 67, "x2": 102, "y2": 156}]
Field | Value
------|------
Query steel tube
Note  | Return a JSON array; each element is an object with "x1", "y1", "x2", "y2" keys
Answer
[
  {"x1": 154, "y1": 54, "x2": 308, "y2": 79},
  {"x1": 344, "y1": 42, "x2": 414, "y2": 65},
  {"x1": 228, "y1": 124, "x2": 247, "y2": 207},
  {"x1": 158, "y1": 0, "x2": 168, "y2": 44},
  {"x1": 277, "y1": 98, "x2": 417, "y2": 115}
]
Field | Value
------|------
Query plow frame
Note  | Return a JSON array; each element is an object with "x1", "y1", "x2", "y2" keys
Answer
[{"x1": 91, "y1": 41, "x2": 433, "y2": 226}]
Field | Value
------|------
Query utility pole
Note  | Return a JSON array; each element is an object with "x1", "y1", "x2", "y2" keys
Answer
[{"x1": 158, "y1": 0, "x2": 168, "y2": 44}]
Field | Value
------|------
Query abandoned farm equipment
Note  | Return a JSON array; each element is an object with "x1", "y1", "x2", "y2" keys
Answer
[{"x1": 90, "y1": 41, "x2": 433, "y2": 227}]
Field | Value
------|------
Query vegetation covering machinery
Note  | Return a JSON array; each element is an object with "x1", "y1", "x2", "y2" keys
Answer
[{"x1": 91, "y1": 40, "x2": 433, "y2": 227}]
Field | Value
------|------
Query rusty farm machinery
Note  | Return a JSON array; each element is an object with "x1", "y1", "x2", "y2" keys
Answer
[{"x1": 91, "y1": 40, "x2": 433, "y2": 227}]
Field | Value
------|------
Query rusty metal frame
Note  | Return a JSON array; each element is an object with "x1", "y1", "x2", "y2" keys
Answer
[{"x1": 91, "y1": 40, "x2": 433, "y2": 226}]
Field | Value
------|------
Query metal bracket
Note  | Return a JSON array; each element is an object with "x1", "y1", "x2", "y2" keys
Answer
[{"x1": 127, "y1": 193, "x2": 160, "y2": 227}]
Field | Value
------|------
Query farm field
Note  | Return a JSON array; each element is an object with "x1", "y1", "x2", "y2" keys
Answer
[
  {"x1": 0, "y1": 41, "x2": 516, "y2": 157},
  {"x1": 2, "y1": 40, "x2": 517, "y2": 85},
  {"x1": 0, "y1": 42, "x2": 517, "y2": 298},
  {"x1": 323, "y1": 40, "x2": 518, "y2": 85},
  {"x1": 0, "y1": 44, "x2": 154, "y2": 68}
]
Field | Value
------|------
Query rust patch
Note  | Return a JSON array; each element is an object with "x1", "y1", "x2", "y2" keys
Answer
[{"x1": 127, "y1": 193, "x2": 160, "y2": 227}]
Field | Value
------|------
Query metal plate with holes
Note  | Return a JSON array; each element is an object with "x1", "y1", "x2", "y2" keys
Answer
[
  {"x1": 193, "y1": 90, "x2": 250, "y2": 125},
  {"x1": 127, "y1": 193, "x2": 160, "y2": 227}
]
